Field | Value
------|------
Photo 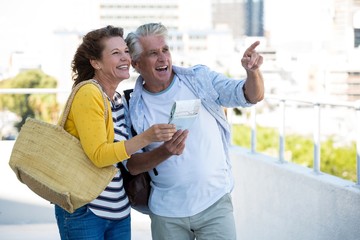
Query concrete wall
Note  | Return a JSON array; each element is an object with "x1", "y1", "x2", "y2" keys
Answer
[{"x1": 230, "y1": 146, "x2": 360, "y2": 240}]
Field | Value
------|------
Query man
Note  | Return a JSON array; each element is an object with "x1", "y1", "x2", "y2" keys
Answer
[{"x1": 125, "y1": 23, "x2": 264, "y2": 240}]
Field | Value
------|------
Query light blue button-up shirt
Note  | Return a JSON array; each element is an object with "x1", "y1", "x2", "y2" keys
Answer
[{"x1": 123, "y1": 64, "x2": 254, "y2": 216}]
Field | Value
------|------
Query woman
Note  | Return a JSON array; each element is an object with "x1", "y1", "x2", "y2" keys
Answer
[{"x1": 54, "y1": 25, "x2": 176, "y2": 240}]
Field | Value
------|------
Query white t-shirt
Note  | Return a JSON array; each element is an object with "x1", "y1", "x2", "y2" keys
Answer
[{"x1": 141, "y1": 75, "x2": 231, "y2": 217}]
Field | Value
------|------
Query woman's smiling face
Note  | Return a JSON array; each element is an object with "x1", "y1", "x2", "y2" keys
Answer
[{"x1": 98, "y1": 36, "x2": 131, "y2": 82}]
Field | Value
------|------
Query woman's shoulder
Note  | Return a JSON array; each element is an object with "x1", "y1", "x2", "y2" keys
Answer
[{"x1": 75, "y1": 81, "x2": 103, "y2": 98}]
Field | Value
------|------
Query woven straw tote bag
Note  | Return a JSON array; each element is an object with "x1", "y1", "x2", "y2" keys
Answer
[{"x1": 9, "y1": 79, "x2": 118, "y2": 213}]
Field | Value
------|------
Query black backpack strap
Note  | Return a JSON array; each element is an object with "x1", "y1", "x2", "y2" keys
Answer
[
  {"x1": 123, "y1": 88, "x2": 158, "y2": 176},
  {"x1": 123, "y1": 89, "x2": 137, "y2": 137},
  {"x1": 124, "y1": 89, "x2": 133, "y2": 104}
]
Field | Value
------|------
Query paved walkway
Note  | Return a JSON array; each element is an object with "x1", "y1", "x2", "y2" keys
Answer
[
  {"x1": 0, "y1": 210, "x2": 151, "y2": 240},
  {"x1": 0, "y1": 192, "x2": 152, "y2": 240},
  {"x1": 0, "y1": 198, "x2": 151, "y2": 240}
]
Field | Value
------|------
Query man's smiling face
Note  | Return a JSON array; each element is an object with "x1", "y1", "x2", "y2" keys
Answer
[{"x1": 132, "y1": 35, "x2": 173, "y2": 93}]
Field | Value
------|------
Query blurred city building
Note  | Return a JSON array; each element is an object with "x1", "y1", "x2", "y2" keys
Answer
[{"x1": 0, "y1": 0, "x2": 359, "y2": 101}]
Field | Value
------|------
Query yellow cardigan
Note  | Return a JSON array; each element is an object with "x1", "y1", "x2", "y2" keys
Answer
[{"x1": 63, "y1": 84, "x2": 129, "y2": 168}]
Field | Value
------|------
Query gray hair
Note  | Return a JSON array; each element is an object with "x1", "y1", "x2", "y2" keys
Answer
[{"x1": 125, "y1": 23, "x2": 168, "y2": 62}]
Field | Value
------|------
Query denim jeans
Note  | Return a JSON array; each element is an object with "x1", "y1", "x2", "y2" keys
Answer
[{"x1": 55, "y1": 205, "x2": 131, "y2": 240}]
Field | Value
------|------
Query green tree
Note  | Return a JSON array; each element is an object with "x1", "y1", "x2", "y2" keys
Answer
[{"x1": 0, "y1": 69, "x2": 59, "y2": 131}]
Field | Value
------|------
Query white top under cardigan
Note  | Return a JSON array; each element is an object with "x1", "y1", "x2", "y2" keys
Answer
[{"x1": 88, "y1": 92, "x2": 131, "y2": 220}]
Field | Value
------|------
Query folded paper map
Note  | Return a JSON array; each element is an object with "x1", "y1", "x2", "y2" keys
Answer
[{"x1": 168, "y1": 99, "x2": 201, "y2": 130}]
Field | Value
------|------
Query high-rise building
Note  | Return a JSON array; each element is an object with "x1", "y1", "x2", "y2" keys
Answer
[
  {"x1": 212, "y1": 0, "x2": 246, "y2": 38},
  {"x1": 326, "y1": 0, "x2": 360, "y2": 101},
  {"x1": 99, "y1": 0, "x2": 181, "y2": 33},
  {"x1": 353, "y1": 0, "x2": 360, "y2": 47},
  {"x1": 211, "y1": 0, "x2": 264, "y2": 39},
  {"x1": 245, "y1": 0, "x2": 264, "y2": 37}
]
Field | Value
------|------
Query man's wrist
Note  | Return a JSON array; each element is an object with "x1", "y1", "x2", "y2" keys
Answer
[{"x1": 242, "y1": 83, "x2": 250, "y2": 102}]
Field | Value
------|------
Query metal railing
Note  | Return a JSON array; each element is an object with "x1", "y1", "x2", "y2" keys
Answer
[
  {"x1": 1, "y1": 88, "x2": 359, "y2": 187},
  {"x1": 240, "y1": 94, "x2": 360, "y2": 187},
  {"x1": 0, "y1": 88, "x2": 69, "y2": 94}
]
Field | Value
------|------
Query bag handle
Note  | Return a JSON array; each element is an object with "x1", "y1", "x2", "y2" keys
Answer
[{"x1": 59, "y1": 79, "x2": 108, "y2": 128}]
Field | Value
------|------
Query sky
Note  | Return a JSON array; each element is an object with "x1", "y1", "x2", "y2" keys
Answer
[
  {"x1": 0, "y1": 0, "x2": 97, "y2": 67},
  {"x1": 0, "y1": 0, "x2": 96, "y2": 32}
]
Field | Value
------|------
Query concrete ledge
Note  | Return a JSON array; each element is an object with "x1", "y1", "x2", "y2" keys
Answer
[{"x1": 231, "y1": 146, "x2": 360, "y2": 240}]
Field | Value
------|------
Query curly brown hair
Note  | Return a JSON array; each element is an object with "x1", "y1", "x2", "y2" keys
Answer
[{"x1": 71, "y1": 25, "x2": 124, "y2": 87}]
